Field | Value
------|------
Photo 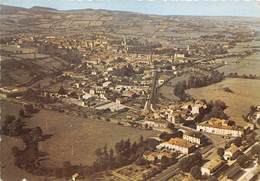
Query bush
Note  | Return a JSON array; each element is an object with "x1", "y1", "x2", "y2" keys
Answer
[
  {"x1": 217, "y1": 147, "x2": 225, "y2": 157},
  {"x1": 190, "y1": 165, "x2": 202, "y2": 179}
]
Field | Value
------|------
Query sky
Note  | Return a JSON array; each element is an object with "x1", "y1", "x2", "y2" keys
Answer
[{"x1": 1, "y1": 0, "x2": 260, "y2": 17}]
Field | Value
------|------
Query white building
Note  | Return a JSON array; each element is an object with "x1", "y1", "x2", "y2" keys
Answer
[
  {"x1": 143, "y1": 119, "x2": 167, "y2": 129},
  {"x1": 223, "y1": 144, "x2": 241, "y2": 160},
  {"x1": 156, "y1": 138, "x2": 195, "y2": 154},
  {"x1": 183, "y1": 131, "x2": 204, "y2": 145},
  {"x1": 197, "y1": 118, "x2": 243, "y2": 137}
]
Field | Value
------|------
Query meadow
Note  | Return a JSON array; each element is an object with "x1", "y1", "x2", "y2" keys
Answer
[{"x1": 186, "y1": 78, "x2": 260, "y2": 127}]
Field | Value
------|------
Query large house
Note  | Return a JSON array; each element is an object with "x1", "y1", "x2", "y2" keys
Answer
[
  {"x1": 223, "y1": 144, "x2": 241, "y2": 160},
  {"x1": 156, "y1": 138, "x2": 196, "y2": 154},
  {"x1": 197, "y1": 118, "x2": 243, "y2": 137}
]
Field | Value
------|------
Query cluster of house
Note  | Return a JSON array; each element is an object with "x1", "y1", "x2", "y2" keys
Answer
[
  {"x1": 166, "y1": 100, "x2": 208, "y2": 123},
  {"x1": 201, "y1": 143, "x2": 244, "y2": 177},
  {"x1": 137, "y1": 100, "x2": 208, "y2": 130},
  {"x1": 143, "y1": 130, "x2": 206, "y2": 162}
]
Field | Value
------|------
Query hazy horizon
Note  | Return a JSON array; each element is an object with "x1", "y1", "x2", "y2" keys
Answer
[{"x1": 1, "y1": 0, "x2": 260, "y2": 18}]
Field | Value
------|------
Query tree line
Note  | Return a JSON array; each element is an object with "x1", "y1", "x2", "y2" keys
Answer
[
  {"x1": 226, "y1": 72, "x2": 259, "y2": 80},
  {"x1": 92, "y1": 136, "x2": 159, "y2": 172},
  {"x1": 174, "y1": 70, "x2": 224, "y2": 100}
]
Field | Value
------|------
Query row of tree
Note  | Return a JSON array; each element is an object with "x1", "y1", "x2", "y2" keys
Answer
[
  {"x1": 174, "y1": 70, "x2": 224, "y2": 100},
  {"x1": 92, "y1": 136, "x2": 158, "y2": 172},
  {"x1": 226, "y1": 72, "x2": 259, "y2": 80}
]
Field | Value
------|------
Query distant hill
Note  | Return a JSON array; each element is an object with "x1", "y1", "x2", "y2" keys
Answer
[
  {"x1": 0, "y1": 4, "x2": 27, "y2": 14},
  {"x1": 30, "y1": 6, "x2": 58, "y2": 12},
  {"x1": 0, "y1": 4, "x2": 59, "y2": 15}
]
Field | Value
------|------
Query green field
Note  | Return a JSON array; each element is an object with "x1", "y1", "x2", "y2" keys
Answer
[
  {"x1": 186, "y1": 78, "x2": 260, "y2": 127},
  {"x1": 0, "y1": 44, "x2": 68, "y2": 87},
  {"x1": 218, "y1": 52, "x2": 260, "y2": 76},
  {"x1": 1, "y1": 101, "x2": 158, "y2": 167},
  {"x1": 218, "y1": 35, "x2": 260, "y2": 76},
  {"x1": 0, "y1": 101, "x2": 158, "y2": 180},
  {"x1": 27, "y1": 109, "x2": 158, "y2": 167}
]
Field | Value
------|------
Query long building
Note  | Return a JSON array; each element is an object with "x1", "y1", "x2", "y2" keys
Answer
[
  {"x1": 196, "y1": 118, "x2": 243, "y2": 137},
  {"x1": 156, "y1": 138, "x2": 196, "y2": 154}
]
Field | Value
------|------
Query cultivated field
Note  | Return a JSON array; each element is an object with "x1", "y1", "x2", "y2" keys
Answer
[
  {"x1": 0, "y1": 44, "x2": 68, "y2": 87},
  {"x1": 218, "y1": 35, "x2": 260, "y2": 76},
  {"x1": 218, "y1": 52, "x2": 260, "y2": 76},
  {"x1": 186, "y1": 78, "x2": 260, "y2": 127}
]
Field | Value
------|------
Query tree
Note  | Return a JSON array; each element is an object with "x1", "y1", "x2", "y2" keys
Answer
[
  {"x1": 217, "y1": 147, "x2": 225, "y2": 157},
  {"x1": 251, "y1": 144, "x2": 260, "y2": 155},
  {"x1": 167, "y1": 123, "x2": 175, "y2": 130},
  {"x1": 135, "y1": 156, "x2": 146, "y2": 165},
  {"x1": 232, "y1": 137, "x2": 242, "y2": 147},
  {"x1": 159, "y1": 132, "x2": 173, "y2": 141},
  {"x1": 203, "y1": 100, "x2": 228, "y2": 121},
  {"x1": 24, "y1": 104, "x2": 34, "y2": 113},
  {"x1": 177, "y1": 131, "x2": 183, "y2": 138},
  {"x1": 207, "y1": 176, "x2": 218, "y2": 181},
  {"x1": 12, "y1": 146, "x2": 21, "y2": 156},
  {"x1": 58, "y1": 86, "x2": 67, "y2": 95},
  {"x1": 131, "y1": 141, "x2": 138, "y2": 153},
  {"x1": 1, "y1": 115, "x2": 16, "y2": 135},
  {"x1": 257, "y1": 154, "x2": 260, "y2": 165},
  {"x1": 190, "y1": 165, "x2": 202, "y2": 179},
  {"x1": 139, "y1": 135, "x2": 144, "y2": 145},
  {"x1": 193, "y1": 151, "x2": 202, "y2": 161},
  {"x1": 29, "y1": 127, "x2": 43, "y2": 142},
  {"x1": 178, "y1": 157, "x2": 191, "y2": 172},
  {"x1": 109, "y1": 148, "x2": 115, "y2": 168},
  {"x1": 161, "y1": 156, "x2": 169, "y2": 166},
  {"x1": 62, "y1": 161, "x2": 73, "y2": 178},
  {"x1": 19, "y1": 109, "x2": 25, "y2": 117},
  {"x1": 3, "y1": 117, "x2": 24, "y2": 136}
]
